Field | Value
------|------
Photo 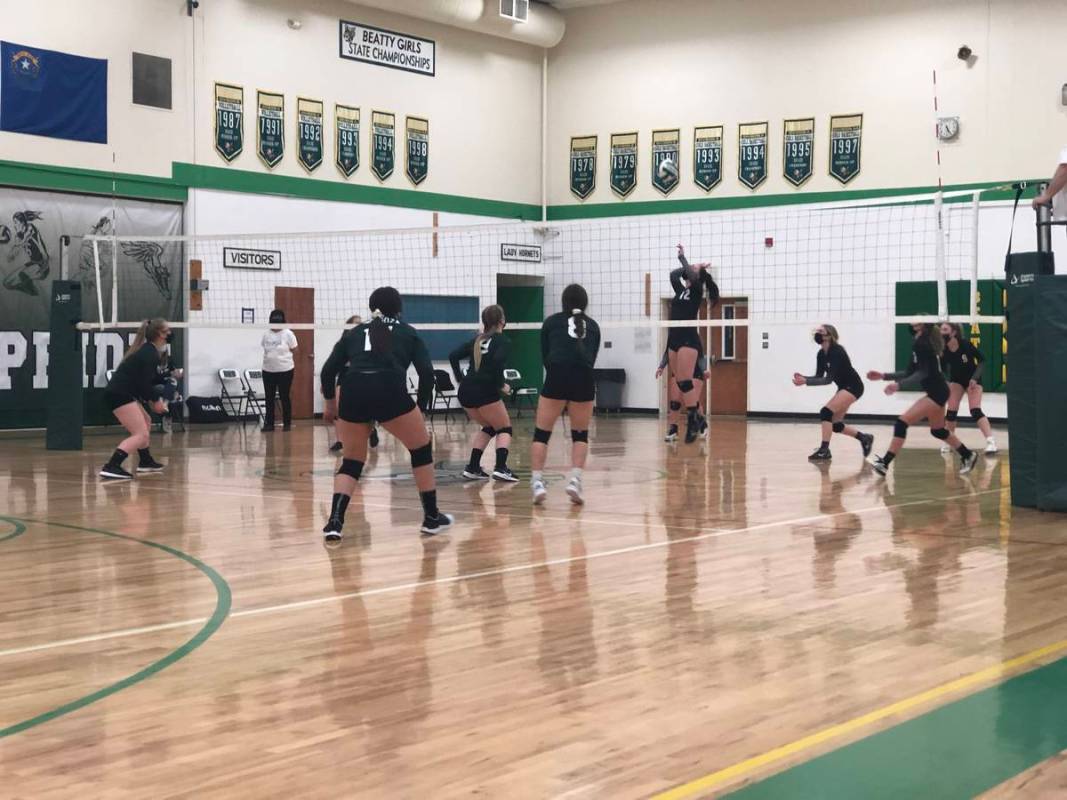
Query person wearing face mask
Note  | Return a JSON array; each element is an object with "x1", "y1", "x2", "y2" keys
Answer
[
  {"x1": 261, "y1": 309, "x2": 298, "y2": 432},
  {"x1": 792, "y1": 324, "x2": 873, "y2": 461},
  {"x1": 100, "y1": 318, "x2": 170, "y2": 479},
  {"x1": 939, "y1": 323, "x2": 997, "y2": 455},
  {"x1": 867, "y1": 322, "x2": 978, "y2": 476}
]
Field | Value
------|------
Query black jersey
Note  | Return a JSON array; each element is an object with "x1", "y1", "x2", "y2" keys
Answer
[
  {"x1": 669, "y1": 253, "x2": 718, "y2": 321},
  {"x1": 805, "y1": 343, "x2": 863, "y2": 393},
  {"x1": 541, "y1": 312, "x2": 601, "y2": 368},
  {"x1": 449, "y1": 333, "x2": 511, "y2": 389},
  {"x1": 943, "y1": 339, "x2": 984, "y2": 385},
  {"x1": 886, "y1": 337, "x2": 947, "y2": 397},
  {"x1": 320, "y1": 317, "x2": 434, "y2": 408},
  {"x1": 107, "y1": 342, "x2": 163, "y2": 402}
]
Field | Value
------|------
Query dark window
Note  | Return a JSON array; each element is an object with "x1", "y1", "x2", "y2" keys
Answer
[{"x1": 132, "y1": 52, "x2": 172, "y2": 110}]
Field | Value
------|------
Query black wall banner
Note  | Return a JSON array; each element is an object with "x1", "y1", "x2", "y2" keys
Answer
[
  {"x1": 693, "y1": 125, "x2": 722, "y2": 192},
  {"x1": 0, "y1": 187, "x2": 182, "y2": 429},
  {"x1": 335, "y1": 104, "x2": 360, "y2": 178},
  {"x1": 609, "y1": 132, "x2": 637, "y2": 198},
  {"x1": 371, "y1": 110, "x2": 395, "y2": 181},
  {"x1": 257, "y1": 90, "x2": 285, "y2": 168},
  {"x1": 406, "y1": 116, "x2": 429, "y2": 186},
  {"x1": 296, "y1": 97, "x2": 323, "y2": 173},
  {"x1": 738, "y1": 122, "x2": 768, "y2": 190},
  {"x1": 783, "y1": 117, "x2": 814, "y2": 187},
  {"x1": 214, "y1": 83, "x2": 244, "y2": 162},
  {"x1": 570, "y1": 135, "x2": 597, "y2": 200},
  {"x1": 651, "y1": 128, "x2": 680, "y2": 196},
  {"x1": 829, "y1": 113, "x2": 862, "y2": 184}
]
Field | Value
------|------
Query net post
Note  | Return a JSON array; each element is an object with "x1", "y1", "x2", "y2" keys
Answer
[
  {"x1": 970, "y1": 191, "x2": 980, "y2": 326},
  {"x1": 934, "y1": 189, "x2": 947, "y2": 320},
  {"x1": 92, "y1": 239, "x2": 106, "y2": 331},
  {"x1": 110, "y1": 235, "x2": 119, "y2": 325}
]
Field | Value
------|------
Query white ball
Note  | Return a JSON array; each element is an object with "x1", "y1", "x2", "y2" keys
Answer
[{"x1": 658, "y1": 157, "x2": 678, "y2": 181}]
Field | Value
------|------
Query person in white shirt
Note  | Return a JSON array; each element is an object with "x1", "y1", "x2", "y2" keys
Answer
[
  {"x1": 1033, "y1": 145, "x2": 1067, "y2": 221},
  {"x1": 261, "y1": 309, "x2": 298, "y2": 432}
]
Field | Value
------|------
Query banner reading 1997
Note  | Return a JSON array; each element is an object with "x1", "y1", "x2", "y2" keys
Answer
[
  {"x1": 570, "y1": 135, "x2": 597, "y2": 200},
  {"x1": 738, "y1": 122, "x2": 768, "y2": 190},
  {"x1": 297, "y1": 97, "x2": 323, "y2": 173},
  {"x1": 335, "y1": 105, "x2": 360, "y2": 178},
  {"x1": 371, "y1": 111, "x2": 395, "y2": 181},
  {"x1": 829, "y1": 114, "x2": 862, "y2": 184},
  {"x1": 783, "y1": 117, "x2": 814, "y2": 187},
  {"x1": 257, "y1": 90, "x2": 284, "y2": 169}
]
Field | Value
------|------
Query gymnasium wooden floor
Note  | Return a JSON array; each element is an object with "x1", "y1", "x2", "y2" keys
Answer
[{"x1": 4, "y1": 416, "x2": 1067, "y2": 798}]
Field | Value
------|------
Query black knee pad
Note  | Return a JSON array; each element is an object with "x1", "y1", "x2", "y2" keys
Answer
[
  {"x1": 481, "y1": 425, "x2": 496, "y2": 437},
  {"x1": 533, "y1": 427, "x2": 552, "y2": 444},
  {"x1": 970, "y1": 407, "x2": 985, "y2": 422},
  {"x1": 893, "y1": 418, "x2": 909, "y2": 439},
  {"x1": 676, "y1": 379, "x2": 694, "y2": 393},
  {"x1": 832, "y1": 421, "x2": 845, "y2": 433},
  {"x1": 819, "y1": 406, "x2": 833, "y2": 422},
  {"x1": 931, "y1": 427, "x2": 950, "y2": 441},
  {"x1": 336, "y1": 458, "x2": 364, "y2": 480},
  {"x1": 409, "y1": 443, "x2": 433, "y2": 468},
  {"x1": 669, "y1": 400, "x2": 682, "y2": 412},
  {"x1": 496, "y1": 426, "x2": 513, "y2": 437},
  {"x1": 571, "y1": 429, "x2": 589, "y2": 443},
  {"x1": 946, "y1": 410, "x2": 959, "y2": 422}
]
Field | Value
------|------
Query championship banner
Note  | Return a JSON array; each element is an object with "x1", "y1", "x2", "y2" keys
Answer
[
  {"x1": 256, "y1": 90, "x2": 284, "y2": 169},
  {"x1": 738, "y1": 122, "x2": 768, "y2": 189},
  {"x1": 570, "y1": 135, "x2": 597, "y2": 200},
  {"x1": 609, "y1": 132, "x2": 637, "y2": 198},
  {"x1": 829, "y1": 113, "x2": 862, "y2": 184},
  {"x1": 783, "y1": 117, "x2": 814, "y2": 187},
  {"x1": 651, "y1": 128, "x2": 680, "y2": 195},
  {"x1": 296, "y1": 97, "x2": 323, "y2": 173},
  {"x1": 406, "y1": 116, "x2": 429, "y2": 186},
  {"x1": 693, "y1": 125, "x2": 722, "y2": 192},
  {"x1": 371, "y1": 111, "x2": 395, "y2": 181},
  {"x1": 335, "y1": 105, "x2": 360, "y2": 178},
  {"x1": 214, "y1": 83, "x2": 243, "y2": 162}
]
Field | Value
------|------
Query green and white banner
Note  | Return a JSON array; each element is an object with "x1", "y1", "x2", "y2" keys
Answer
[
  {"x1": 256, "y1": 90, "x2": 285, "y2": 169},
  {"x1": 693, "y1": 125, "x2": 722, "y2": 192},
  {"x1": 297, "y1": 97, "x2": 323, "y2": 173},
  {"x1": 214, "y1": 83, "x2": 244, "y2": 162},
  {"x1": 783, "y1": 117, "x2": 814, "y2": 187},
  {"x1": 829, "y1": 113, "x2": 862, "y2": 184},
  {"x1": 609, "y1": 132, "x2": 637, "y2": 198},
  {"x1": 406, "y1": 116, "x2": 429, "y2": 186},
  {"x1": 335, "y1": 104, "x2": 360, "y2": 178},
  {"x1": 738, "y1": 122, "x2": 768, "y2": 190},
  {"x1": 570, "y1": 135, "x2": 597, "y2": 200},
  {"x1": 371, "y1": 111, "x2": 395, "y2": 181},
  {"x1": 651, "y1": 128, "x2": 680, "y2": 196}
]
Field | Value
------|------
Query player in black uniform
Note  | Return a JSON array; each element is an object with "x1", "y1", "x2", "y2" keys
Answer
[
  {"x1": 320, "y1": 287, "x2": 452, "y2": 540},
  {"x1": 940, "y1": 322, "x2": 997, "y2": 455},
  {"x1": 867, "y1": 322, "x2": 978, "y2": 476},
  {"x1": 531, "y1": 284, "x2": 601, "y2": 506},
  {"x1": 656, "y1": 342, "x2": 709, "y2": 441},
  {"x1": 449, "y1": 304, "x2": 518, "y2": 483},
  {"x1": 669, "y1": 243, "x2": 720, "y2": 443},
  {"x1": 99, "y1": 318, "x2": 170, "y2": 479},
  {"x1": 792, "y1": 324, "x2": 874, "y2": 461},
  {"x1": 328, "y1": 315, "x2": 379, "y2": 453}
]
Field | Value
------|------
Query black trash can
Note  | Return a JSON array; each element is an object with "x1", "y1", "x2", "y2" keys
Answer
[{"x1": 593, "y1": 368, "x2": 626, "y2": 412}]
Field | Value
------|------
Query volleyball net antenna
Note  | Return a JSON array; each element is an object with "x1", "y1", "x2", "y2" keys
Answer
[{"x1": 77, "y1": 187, "x2": 1007, "y2": 335}]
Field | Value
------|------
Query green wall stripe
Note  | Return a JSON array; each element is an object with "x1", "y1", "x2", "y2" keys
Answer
[
  {"x1": 0, "y1": 159, "x2": 186, "y2": 203},
  {"x1": 724, "y1": 653, "x2": 1067, "y2": 800},
  {"x1": 0, "y1": 515, "x2": 231, "y2": 738}
]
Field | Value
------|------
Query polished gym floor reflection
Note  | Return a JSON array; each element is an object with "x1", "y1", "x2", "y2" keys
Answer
[{"x1": 3, "y1": 417, "x2": 1066, "y2": 798}]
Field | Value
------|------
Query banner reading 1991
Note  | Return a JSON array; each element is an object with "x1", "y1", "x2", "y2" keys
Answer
[
  {"x1": 570, "y1": 135, "x2": 597, "y2": 200},
  {"x1": 257, "y1": 90, "x2": 285, "y2": 169}
]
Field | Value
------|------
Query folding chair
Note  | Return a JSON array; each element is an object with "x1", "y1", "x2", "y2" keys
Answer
[
  {"x1": 503, "y1": 368, "x2": 539, "y2": 417},
  {"x1": 431, "y1": 369, "x2": 459, "y2": 419},
  {"x1": 218, "y1": 368, "x2": 248, "y2": 421},
  {"x1": 243, "y1": 369, "x2": 269, "y2": 424}
]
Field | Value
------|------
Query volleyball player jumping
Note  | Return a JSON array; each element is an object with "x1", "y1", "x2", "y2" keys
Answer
[
  {"x1": 669, "y1": 244, "x2": 719, "y2": 443},
  {"x1": 792, "y1": 324, "x2": 874, "y2": 461},
  {"x1": 449, "y1": 304, "x2": 518, "y2": 482},
  {"x1": 320, "y1": 287, "x2": 452, "y2": 540},
  {"x1": 530, "y1": 284, "x2": 601, "y2": 506},
  {"x1": 940, "y1": 323, "x2": 997, "y2": 455},
  {"x1": 867, "y1": 322, "x2": 979, "y2": 476},
  {"x1": 656, "y1": 342, "x2": 708, "y2": 441}
]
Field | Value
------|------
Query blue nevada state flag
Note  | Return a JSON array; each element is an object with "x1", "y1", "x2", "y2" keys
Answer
[{"x1": 0, "y1": 41, "x2": 107, "y2": 144}]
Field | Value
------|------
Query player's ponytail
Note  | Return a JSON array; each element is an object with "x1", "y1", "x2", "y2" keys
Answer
[
  {"x1": 562, "y1": 283, "x2": 589, "y2": 339},
  {"x1": 367, "y1": 286, "x2": 402, "y2": 354},
  {"x1": 701, "y1": 269, "x2": 720, "y2": 308},
  {"x1": 473, "y1": 304, "x2": 504, "y2": 371},
  {"x1": 919, "y1": 322, "x2": 944, "y2": 357},
  {"x1": 123, "y1": 318, "x2": 167, "y2": 361}
]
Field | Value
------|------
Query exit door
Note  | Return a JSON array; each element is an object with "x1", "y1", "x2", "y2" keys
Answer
[
  {"x1": 710, "y1": 297, "x2": 747, "y2": 415},
  {"x1": 274, "y1": 286, "x2": 315, "y2": 419}
]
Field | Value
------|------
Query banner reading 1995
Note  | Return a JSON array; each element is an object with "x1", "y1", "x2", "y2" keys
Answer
[
  {"x1": 829, "y1": 113, "x2": 862, "y2": 184},
  {"x1": 570, "y1": 135, "x2": 597, "y2": 200},
  {"x1": 738, "y1": 122, "x2": 768, "y2": 190},
  {"x1": 783, "y1": 117, "x2": 814, "y2": 187}
]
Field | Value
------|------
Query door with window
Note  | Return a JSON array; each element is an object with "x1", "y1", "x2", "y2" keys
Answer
[
  {"x1": 274, "y1": 286, "x2": 315, "y2": 419},
  {"x1": 710, "y1": 297, "x2": 748, "y2": 415}
]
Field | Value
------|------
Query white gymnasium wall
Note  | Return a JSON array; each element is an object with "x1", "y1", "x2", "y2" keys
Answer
[{"x1": 548, "y1": 0, "x2": 1067, "y2": 206}]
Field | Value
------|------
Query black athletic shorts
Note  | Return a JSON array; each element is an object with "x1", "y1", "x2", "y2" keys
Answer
[
  {"x1": 339, "y1": 370, "x2": 415, "y2": 424},
  {"x1": 103, "y1": 390, "x2": 138, "y2": 411},
  {"x1": 542, "y1": 363, "x2": 596, "y2": 403},
  {"x1": 923, "y1": 378, "x2": 951, "y2": 407},
  {"x1": 667, "y1": 326, "x2": 702, "y2": 352},
  {"x1": 837, "y1": 380, "x2": 865, "y2": 400},
  {"x1": 458, "y1": 380, "x2": 500, "y2": 409}
]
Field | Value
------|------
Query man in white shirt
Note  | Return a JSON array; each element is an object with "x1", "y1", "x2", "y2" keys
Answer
[{"x1": 1033, "y1": 145, "x2": 1067, "y2": 221}]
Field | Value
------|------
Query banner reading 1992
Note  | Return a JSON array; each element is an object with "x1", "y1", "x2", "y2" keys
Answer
[
  {"x1": 738, "y1": 122, "x2": 768, "y2": 190},
  {"x1": 570, "y1": 135, "x2": 597, "y2": 200},
  {"x1": 297, "y1": 97, "x2": 323, "y2": 173},
  {"x1": 829, "y1": 113, "x2": 862, "y2": 184}
]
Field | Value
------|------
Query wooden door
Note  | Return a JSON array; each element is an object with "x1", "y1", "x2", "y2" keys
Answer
[
  {"x1": 710, "y1": 297, "x2": 748, "y2": 415},
  {"x1": 274, "y1": 286, "x2": 315, "y2": 419}
]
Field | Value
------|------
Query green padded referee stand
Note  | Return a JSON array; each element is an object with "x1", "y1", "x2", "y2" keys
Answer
[{"x1": 45, "y1": 280, "x2": 83, "y2": 450}]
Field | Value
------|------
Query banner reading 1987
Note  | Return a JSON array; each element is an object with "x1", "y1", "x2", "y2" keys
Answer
[{"x1": 214, "y1": 83, "x2": 244, "y2": 162}]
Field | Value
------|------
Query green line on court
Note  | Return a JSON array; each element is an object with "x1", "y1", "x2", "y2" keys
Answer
[
  {"x1": 0, "y1": 515, "x2": 231, "y2": 738},
  {"x1": 725, "y1": 654, "x2": 1067, "y2": 799},
  {"x1": 0, "y1": 518, "x2": 26, "y2": 543}
]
